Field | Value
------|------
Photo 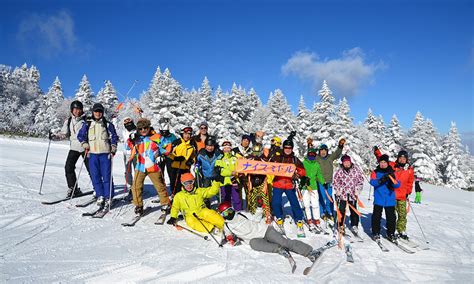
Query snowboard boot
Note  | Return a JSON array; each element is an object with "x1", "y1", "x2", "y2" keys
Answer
[{"x1": 135, "y1": 206, "x2": 144, "y2": 216}]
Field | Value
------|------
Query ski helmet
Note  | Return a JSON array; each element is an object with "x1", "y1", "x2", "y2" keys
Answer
[
  {"x1": 181, "y1": 126, "x2": 193, "y2": 134},
  {"x1": 205, "y1": 136, "x2": 216, "y2": 147},
  {"x1": 92, "y1": 103, "x2": 104, "y2": 113},
  {"x1": 222, "y1": 141, "x2": 232, "y2": 147},
  {"x1": 70, "y1": 100, "x2": 83, "y2": 112},
  {"x1": 271, "y1": 136, "x2": 282, "y2": 147},
  {"x1": 319, "y1": 144, "x2": 328, "y2": 151},
  {"x1": 180, "y1": 173, "x2": 195, "y2": 185},
  {"x1": 282, "y1": 139, "x2": 294, "y2": 148}
]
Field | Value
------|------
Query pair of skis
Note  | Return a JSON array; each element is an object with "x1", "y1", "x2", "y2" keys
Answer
[
  {"x1": 121, "y1": 206, "x2": 169, "y2": 227},
  {"x1": 41, "y1": 190, "x2": 94, "y2": 205}
]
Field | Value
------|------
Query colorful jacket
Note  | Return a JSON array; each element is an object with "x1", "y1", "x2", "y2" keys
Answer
[
  {"x1": 370, "y1": 166, "x2": 400, "y2": 207},
  {"x1": 170, "y1": 181, "x2": 221, "y2": 218},
  {"x1": 170, "y1": 138, "x2": 195, "y2": 170},
  {"x1": 158, "y1": 133, "x2": 177, "y2": 156},
  {"x1": 314, "y1": 146, "x2": 342, "y2": 183},
  {"x1": 374, "y1": 149, "x2": 415, "y2": 201},
  {"x1": 131, "y1": 133, "x2": 161, "y2": 173},
  {"x1": 197, "y1": 149, "x2": 222, "y2": 179},
  {"x1": 271, "y1": 153, "x2": 306, "y2": 190},
  {"x1": 302, "y1": 158, "x2": 325, "y2": 191},
  {"x1": 333, "y1": 165, "x2": 365, "y2": 201},
  {"x1": 215, "y1": 152, "x2": 238, "y2": 186},
  {"x1": 77, "y1": 117, "x2": 118, "y2": 154}
]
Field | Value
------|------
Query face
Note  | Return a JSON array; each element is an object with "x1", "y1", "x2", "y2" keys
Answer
[
  {"x1": 319, "y1": 149, "x2": 328, "y2": 157},
  {"x1": 343, "y1": 160, "x2": 352, "y2": 168},
  {"x1": 183, "y1": 132, "x2": 191, "y2": 141},
  {"x1": 380, "y1": 160, "x2": 388, "y2": 168},
  {"x1": 124, "y1": 118, "x2": 132, "y2": 125},
  {"x1": 72, "y1": 108, "x2": 82, "y2": 117},
  {"x1": 199, "y1": 125, "x2": 208, "y2": 134},
  {"x1": 93, "y1": 111, "x2": 103, "y2": 119},
  {"x1": 223, "y1": 145, "x2": 231, "y2": 153},
  {"x1": 398, "y1": 156, "x2": 407, "y2": 164},
  {"x1": 183, "y1": 180, "x2": 194, "y2": 192},
  {"x1": 283, "y1": 147, "x2": 293, "y2": 155},
  {"x1": 205, "y1": 144, "x2": 215, "y2": 152},
  {"x1": 138, "y1": 126, "x2": 150, "y2": 136},
  {"x1": 241, "y1": 139, "x2": 250, "y2": 148}
]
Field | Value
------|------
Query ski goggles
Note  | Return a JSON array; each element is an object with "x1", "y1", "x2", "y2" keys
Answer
[
  {"x1": 182, "y1": 180, "x2": 194, "y2": 187},
  {"x1": 221, "y1": 207, "x2": 235, "y2": 218}
]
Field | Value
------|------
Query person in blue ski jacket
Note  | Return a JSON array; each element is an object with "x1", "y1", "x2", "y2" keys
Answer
[
  {"x1": 77, "y1": 103, "x2": 119, "y2": 208},
  {"x1": 370, "y1": 154, "x2": 400, "y2": 241}
]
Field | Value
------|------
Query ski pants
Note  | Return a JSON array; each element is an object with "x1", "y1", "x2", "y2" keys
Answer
[
  {"x1": 372, "y1": 205, "x2": 396, "y2": 237},
  {"x1": 415, "y1": 192, "x2": 422, "y2": 203},
  {"x1": 302, "y1": 189, "x2": 320, "y2": 220},
  {"x1": 221, "y1": 184, "x2": 243, "y2": 211},
  {"x1": 65, "y1": 150, "x2": 90, "y2": 190},
  {"x1": 169, "y1": 167, "x2": 183, "y2": 196},
  {"x1": 89, "y1": 153, "x2": 113, "y2": 199},
  {"x1": 318, "y1": 183, "x2": 334, "y2": 217},
  {"x1": 185, "y1": 208, "x2": 224, "y2": 233},
  {"x1": 396, "y1": 200, "x2": 408, "y2": 233},
  {"x1": 132, "y1": 171, "x2": 169, "y2": 207},
  {"x1": 247, "y1": 183, "x2": 270, "y2": 217},
  {"x1": 336, "y1": 198, "x2": 359, "y2": 228},
  {"x1": 249, "y1": 226, "x2": 313, "y2": 256},
  {"x1": 271, "y1": 187, "x2": 304, "y2": 222}
]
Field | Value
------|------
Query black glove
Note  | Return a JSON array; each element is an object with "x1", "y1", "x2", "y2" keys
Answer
[
  {"x1": 213, "y1": 166, "x2": 222, "y2": 176},
  {"x1": 174, "y1": 156, "x2": 185, "y2": 162},
  {"x1": 129, "y1": 132, "x2": 137, "y2": 142},
  {"x1": 110, "y1": 145, "x2": 117, "y2": 155},
  {"x1": 323, "y1": 183, "x2": 329, "y2": 190},
  {"x1": 300, "y1": 176, "x2": 309, "y2": 187},
  {"x1": 167, "y1": 217, "x2": 177, "y2": 225},
  {"x1": 373, "y1": 145, "x2": 379, "y2": 153},
  {"x1": 185, "y1": 160, "x2": 193, "y2": 167},
  {"x1": 378, "y1": 174, "x2": 389, "y2": 185},
  {"x1": 48, "y1": 130, "x2": 53, "y2": 140}
]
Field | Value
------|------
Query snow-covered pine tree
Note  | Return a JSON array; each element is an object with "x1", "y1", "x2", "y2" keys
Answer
[
  {"x1": 227, "y1": 83, "x2": 249, "y2": 142},
  {"x1": 35, "y1": 77, "x2": 65, "y2": 135},
  {"x1": 385, "y1": 115, "x2": 404, "y2": 159},
  {"x1": 210, "y1": 86, "x2": 233, "y2": 144},
  {"x1": 361, "y1": 109, "x2": 383, "y2": 170},
  {"x1": 96, "y1": 80, "x2": 119, "y2": 120},
  {"x1": 441, "y1": 122, "x2": 469, "y2": 189},
  {"x1": 424, "y1": 119, "x2": 443, "y2": 184},
  {"x1": 312, "y1": 80, "x2": 337, "y2": 149},
  {"x1": 404, "y1": 112, "x2": 438, "y2": 183},
  {"x1": 197, "y1": 77, "x2": 212, "y2": 122},
  {"x1": 334, "y1": 97, "x2": 364, "y2": 168},
  {"x1": 295, "y1": 95, "x2": 312, "y2": 156},
  {"x1": 74, "y1": 74, "x2": 94, "y2": 114}
]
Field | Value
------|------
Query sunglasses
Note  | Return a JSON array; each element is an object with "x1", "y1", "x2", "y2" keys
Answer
[
  {"x1": 271, "y1": 139, "x2": 275, "y2": 142},
  {"x1": 182, "y1": 180, "x2": 194, "y2": 186},
  {"x1": 138, "y1": 127, "x2": 149, "y2": 131},
  {"x1": 200, "y1": 127, "x2": 208, "y2": 130},
  {"x1": 284, "y1": 147, "x2": 293, "y2": 149}
]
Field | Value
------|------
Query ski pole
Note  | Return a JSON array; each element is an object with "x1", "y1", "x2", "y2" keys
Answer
[
  {"x1": 69, "y1": 157, "x2": 85, "y2": 202},
  {"x1": 39, "y1": 130, "x2": 53, "y2": 195},
  {"x1": 175, "y1": 224, "x2": 209, "y2": 240},
  {"x1": 192, "y1": 212, "x2": 223, "y2": 247},
  {"x1": 108, "y1": 154, "x2": 115, "y2": 212},
  {"x1": 408, "y1": 200, "x2": 429, "y2": 244}
]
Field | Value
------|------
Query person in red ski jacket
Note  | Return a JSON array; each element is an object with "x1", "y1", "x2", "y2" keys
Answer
[{"x1": 374, "y1": 146, "x2": 414, "y2": 240}]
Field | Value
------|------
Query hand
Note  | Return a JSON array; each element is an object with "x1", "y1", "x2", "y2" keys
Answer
[
  {"x1": 82, "y1": 142, "x2": 90, "y2": 151},
  {"x1": 174, "y1": 156, "x2": 185, "y2": 162},
  {"x1": 129, "y1": 132, "x2": 137, "y2": 141},
  {"x1": 323, "y1": 183, "x2": 329, "y2": 190},
  {"x1": 167, "y1": 217, "x2": 177, "y2": 225},
  {"x1": 300, "y1": 176, "x2": 309, "y2": 187},
  {"x1": 378, "y1": 174, "x2": 389, "y2": 185},
  {"x1": 48, "y1": 130, "x2": 53, "y2": 140},
  {"x1": 338, "y1": 138, "x2": 346, "y2": 148},
  {"x1": 111, "y1": 145, "x2": 117, "y2": 155},
  {"x1": 213, "y1": 174, "x2": 225, "y2": 183},
  {"x1": 373, "y1": 145, "x2": 379, "y2": 152}
]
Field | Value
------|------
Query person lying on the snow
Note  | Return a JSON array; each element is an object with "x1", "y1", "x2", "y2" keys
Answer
[
  {"x1": 167, "y1": 173, "x2": 224, "y2": 233},
  {"x1": 217, "y1": 201, "x2": 322, "y2": 262}
]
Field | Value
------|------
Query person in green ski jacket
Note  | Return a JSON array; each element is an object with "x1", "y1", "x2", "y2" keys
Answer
[{"x1": 302, "y1": 148, "x2": 325, "y2": 226}]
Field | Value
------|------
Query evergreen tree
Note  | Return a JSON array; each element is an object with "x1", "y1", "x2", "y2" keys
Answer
[
  {"x1": 74, "y1": 74, "x2": 94, "y2": 114},
  {"x1": 197, "y1": 77, "x2": 212, "y2": 122},
  {"x1": 296, "y1": 95, "x2": 312, "y2": 154},
  {"x1": 210, "y1": 86, "x2": 233, "y2": 143},
  {"x1": 424, "y1": 119, "x2": 443, "y2": 184},
  {"x1": 312, "y1": 80, "x2": 336, "y2": 148},
  {"x1": 386, "y1": 115, "x2": 404, "y2": 159},
  {"x1": 96, "y1": 80, "x2": 119, "y2": 120},
  {"x1": 441, "y1": 122, "x2": 468, "y2": 189}
]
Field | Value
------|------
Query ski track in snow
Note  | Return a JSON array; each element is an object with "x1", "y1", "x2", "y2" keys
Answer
[{"x1": 0, "y1": 136, "x2": 473, "y2": 283}]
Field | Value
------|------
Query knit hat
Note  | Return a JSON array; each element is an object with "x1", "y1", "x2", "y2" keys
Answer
[
  {"x1": 199, "y1": 121, "x2": 208, "y2": 128},
  {"x1": 282, "y1": 139, "x2": 294, "y2": 148},
  {"x1": 319, "y1": 144, "x2": 328, "y2": 151},
  {"x1": 341, "y1": 155, "x2": 352, "y2": 163},
  {"x1": 397, "y1": 150, "x2": 409, "y2": 159},
  {"x1": 378, "y1": 154, "x2": 390, "y2": 163}
]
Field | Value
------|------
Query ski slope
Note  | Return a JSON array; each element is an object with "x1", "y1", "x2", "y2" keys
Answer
[{"x1": 0, "y1": 137, "x2": 472, "y2": 283}]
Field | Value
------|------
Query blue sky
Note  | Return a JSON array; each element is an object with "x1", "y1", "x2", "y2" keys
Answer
[{"x1": 1, "y1": 0, "x2": 473, "y2": 147}]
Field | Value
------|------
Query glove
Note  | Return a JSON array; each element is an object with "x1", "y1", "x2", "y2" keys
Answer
[
  {"x1": 48, "y1": 130, "x2": 53, "y2": 140},
  {"x1": 82, "y1": 142, "x2": 90, "y2": 151},
  {"x1": 213, "y1": 173, "x2": 225, "y2": 183},
  {"x1": 323, "y1": 183, "x2": 329, "y2": 190},
  {"x1": 378, "y1": 174, "x2": 389, "y2": 185},
  {"x1": 167, "y1": 217, "x2": 177, "y2": 225},
  {"x1": 373, "y1": 145, "x2": 379, "y2": 153},
  {"x1": 338, "y1": 138, "x2": 346, "y2": 148},
  {"x1": 300, "y1": 176, "x2": 309, "y2": 187},
  {"x1": 174, "y1": 156, "x2": 185, "y2": 162},
  {"x1": 110, "y1": 145, "x2": 117, "y2": 155},
  {"x1": 129, "y1": 132, "x2": 137, "y2": 141},
  {"x1": 185, "y1": 160, "x2": 193, "y2": 167}
]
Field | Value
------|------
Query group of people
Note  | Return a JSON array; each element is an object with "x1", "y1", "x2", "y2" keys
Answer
[{"x1": 58, "y1": 100, "x2": 420, "y2": 262}]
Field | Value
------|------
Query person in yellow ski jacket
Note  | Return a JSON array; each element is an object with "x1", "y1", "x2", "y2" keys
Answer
[
  {"x1": 167, "y1": 173, "x2": 224, "y2": 233},
  {"x1": 168, "y1": 126, "x2": 196, "y2": 195}
]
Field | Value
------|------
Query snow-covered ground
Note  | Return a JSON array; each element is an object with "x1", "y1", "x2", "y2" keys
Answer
[{"x1": 0, "y1": 137, "x2": 473, "y2": 283}]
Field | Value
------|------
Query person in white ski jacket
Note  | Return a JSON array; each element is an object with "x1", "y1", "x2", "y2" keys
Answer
[{"x1": 218, "y1": 201, "x2": 320, "y2": 261}]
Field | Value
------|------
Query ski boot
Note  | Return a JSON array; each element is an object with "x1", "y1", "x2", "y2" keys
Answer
[
  {"x1": 275, "y1": 218, "x2": 285, "y2": 234},
  {"x1": 350, "y1": 226, "x2": 359, "y2": 235},
  {"x1": 135, "y1": 206, "x2": 144, "y2": 216},
  {"x1": 277, "y1": 246, "x2": 290, "y2": 258},
  {"x1": 372, "y1": 234, "x2": 381, "y2": 241},
  {"x1": 96, "y1": 196, "x2": 105, "y2": 207},
  {"x1": 398, "y1": 231, "x2": 409, "y2": 240},
  {"x1": 387, "y1": 234, "x2": 398, "y2": 243},
  {"x1": 161, "y1": 204, "x2": 170, "y2": 214},
  {"x1": 308, "y1": 249, "x2": 322, "y2": 262},
  {"x1": 297, "y1": 220, "x2": 306, "y2": 238},
  {"x1": 66, "y1": 187, "x2": 83, "y2": 198}
]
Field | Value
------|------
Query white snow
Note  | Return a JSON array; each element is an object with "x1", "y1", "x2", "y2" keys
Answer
[{"x1": 0, "y1": 137, "x2": 472, "y2": 283}]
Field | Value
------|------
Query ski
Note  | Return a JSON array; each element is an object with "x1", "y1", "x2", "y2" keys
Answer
[
  {"x1": 303, "y1": 240, "x2": 337, "y2": 275},
  {"x1": 121, "y1": 207, "x2": 151, "y2": 227},
  {"x1": 92, "y1": 207, "x2": 109, "y2": 218},
  {"x1": 398, "y1": 238, "x2": 429, "y2": 250},
  {"x1": 349, "y1": 228, "x2": 364, "y2": 242},
  {"x1": 345, "y1": 243, "x2": 354, "y2": 263},
  {"x1": 384, "y1": 237, "x2": 415, "y2": 254},
  {"x1": 154, "y1": 212, "x2": 168, "y2": 225},
  {"x1": 75, "y1": 197, "x2": 97, "y2": 208},
  {"x1": 286, "y1": 251, "x2": 297, "y2": 274},
  {"x1": 82, "y1": 206, "x2": 103, "y2": 217},
  {"x1": 375, "y1": 239, "x2": 389, "y2": 252},
  {"x1": 42, "y1": 190, "x2": 94, "y2": 205}
]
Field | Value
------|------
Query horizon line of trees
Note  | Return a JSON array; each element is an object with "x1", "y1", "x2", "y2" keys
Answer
[{"x1": 0, "y1": 63, "x2": 472, "y2": 189}]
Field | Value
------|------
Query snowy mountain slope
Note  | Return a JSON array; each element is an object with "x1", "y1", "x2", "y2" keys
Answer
[{"x1": 0, "y1": 137, "x2": 472, "y2": 283}]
